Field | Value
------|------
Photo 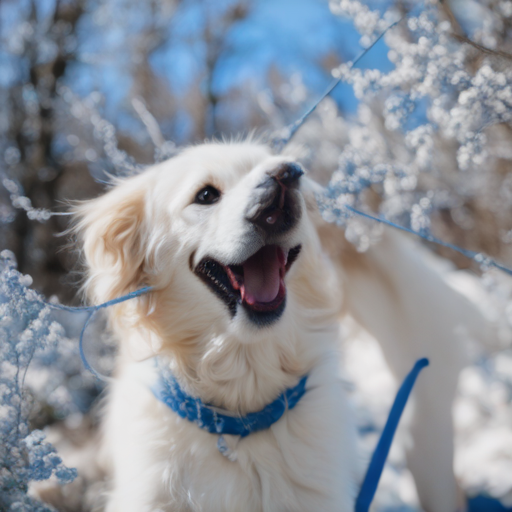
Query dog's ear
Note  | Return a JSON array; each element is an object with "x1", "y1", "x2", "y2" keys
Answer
[{"x1": 73, "y1": 176, "x2": 148, "y2": 305}]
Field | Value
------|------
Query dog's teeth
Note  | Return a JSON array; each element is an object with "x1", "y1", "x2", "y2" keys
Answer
[{"x1": 276, "y1": 247, "x2": 288, "y2": 267}]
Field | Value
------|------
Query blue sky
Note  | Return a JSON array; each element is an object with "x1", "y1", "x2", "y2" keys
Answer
[
  {"x1": 150, "y1": 0, "x2": 394, "y2": 113},
  {"x1": 2, "y1": 0, "x2": 399, "y2": 137}
]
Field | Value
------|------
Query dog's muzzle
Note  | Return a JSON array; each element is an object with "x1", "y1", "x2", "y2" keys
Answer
[{"x1": 244, "y1": 162, "x2": 303, "y2": 238}]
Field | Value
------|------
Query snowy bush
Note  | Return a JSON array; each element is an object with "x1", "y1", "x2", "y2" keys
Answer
[
  {"x1": 309, "y1": 1, "x2": 512, "y2": 249},
  {"x1": 0, "y1": 251, "x2": 77, "y2": 511}
]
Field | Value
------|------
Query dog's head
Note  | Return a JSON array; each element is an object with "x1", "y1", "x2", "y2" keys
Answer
[{"x1": 74, "y1": 142, "x2": 339, "y2": 366}]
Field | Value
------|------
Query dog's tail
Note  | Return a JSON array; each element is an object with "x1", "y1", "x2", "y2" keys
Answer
[
  {"x1": 316, "y1": 216, "x2": 491, "y2": 512},
  {"x1": 335, "y1": 228, "x2": 491, "y2": 371}
]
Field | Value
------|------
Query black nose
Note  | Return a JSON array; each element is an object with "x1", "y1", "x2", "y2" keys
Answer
[
  {"x1": 274, "y1": 162, "x2": 304, "y2": 187},
  {"x1": 245, "y1": 162, "x2": 304, "y2": 237}
]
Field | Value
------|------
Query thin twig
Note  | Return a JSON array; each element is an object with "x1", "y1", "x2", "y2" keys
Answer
[
  {"x1": 451, "y1": 33, "x2": 512, "y2": 61},
  {"x1": 439, "y1": 0, "x2": 512, "y2": 61},
  {"x1": 275, "y1": 15, "x2": 406, "y2": 149},
  {"x1": 132, "y1": 96, "x2": 165, "y2": 148}
]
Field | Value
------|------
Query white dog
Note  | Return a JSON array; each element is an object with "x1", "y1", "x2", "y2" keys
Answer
[{"x1": 73, "y1": 141, "x2": 488, "y2": 512}]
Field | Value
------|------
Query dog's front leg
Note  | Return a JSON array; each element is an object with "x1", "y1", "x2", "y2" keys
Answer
[{"x1": 406, "y1": 376, "x2": 466, "y2": 512}]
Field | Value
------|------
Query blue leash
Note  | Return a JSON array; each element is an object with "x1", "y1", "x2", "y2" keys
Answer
[
  {"x1": 45, "y1": 281, "x2": 430, "y2": 511},
  {"x1": 46, "y1": 274, "x2": 428, "y2": 511},
  {"x1": 47, "y1": 286, "x2": 153, "y2": 381},
  {"x1": 46, "y1": 278, "x2": 429, "y2": 511},
  {"x1": 355, "y1": 358, "x2": 430, "y2": 512}
]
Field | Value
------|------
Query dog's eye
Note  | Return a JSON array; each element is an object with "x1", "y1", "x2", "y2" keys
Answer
[{"x1": 194, "y1": 186, "x2": 220, "y2": 205}]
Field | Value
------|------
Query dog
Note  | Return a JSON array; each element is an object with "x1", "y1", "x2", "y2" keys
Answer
[{"x1": 72, "y1": 140, "x2": 489, "y2": 512}]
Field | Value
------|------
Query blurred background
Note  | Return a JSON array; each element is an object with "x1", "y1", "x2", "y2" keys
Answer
[
  {"x1": 1, "y1": 0, "x2": 375, "y2": 303},
  {"x1": 3, "y1": 0, "x2": 512, "y2": 510},
  {"x1": 2, "y1": 0, "x2": 512, "y2": 301}
]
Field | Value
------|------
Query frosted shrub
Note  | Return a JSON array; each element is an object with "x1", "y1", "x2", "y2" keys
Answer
[
  {"x1": 313, "y1": 1, "x2": 512, "y2": 249},
  {"x1": 0, "y1": 251, "x2": 77, "y2": 511}
]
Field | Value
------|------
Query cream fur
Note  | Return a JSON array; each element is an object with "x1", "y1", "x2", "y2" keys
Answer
[
  {"x1": 74, "y1": 141, "x2": 489, "y2": 512},
  {"x1": 75, "y1": 142, "x2": 359, "y2": 512}
]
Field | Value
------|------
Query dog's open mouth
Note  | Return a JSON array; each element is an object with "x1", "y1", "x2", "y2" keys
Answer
[{"x1": 194, "y1": 245, "x2": 301, "y2": 325}]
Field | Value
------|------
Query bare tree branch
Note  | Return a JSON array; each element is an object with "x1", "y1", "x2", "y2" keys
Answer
[
  {"x1": 439, "y1": 0, "x2": 512, "y2": 61},
  {"x1": 132, "y1": 96, "x2": 166, "y2": 148}
]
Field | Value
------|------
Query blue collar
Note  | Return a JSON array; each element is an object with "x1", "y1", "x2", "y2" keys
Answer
[{"x1": 151, "y1": 366, "x2": 308, "y2": 438}]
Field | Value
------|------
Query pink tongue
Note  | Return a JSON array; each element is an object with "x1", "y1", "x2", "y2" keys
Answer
[{"x1": 242, "y1": 246, "x2": 281, "y2": 305}]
